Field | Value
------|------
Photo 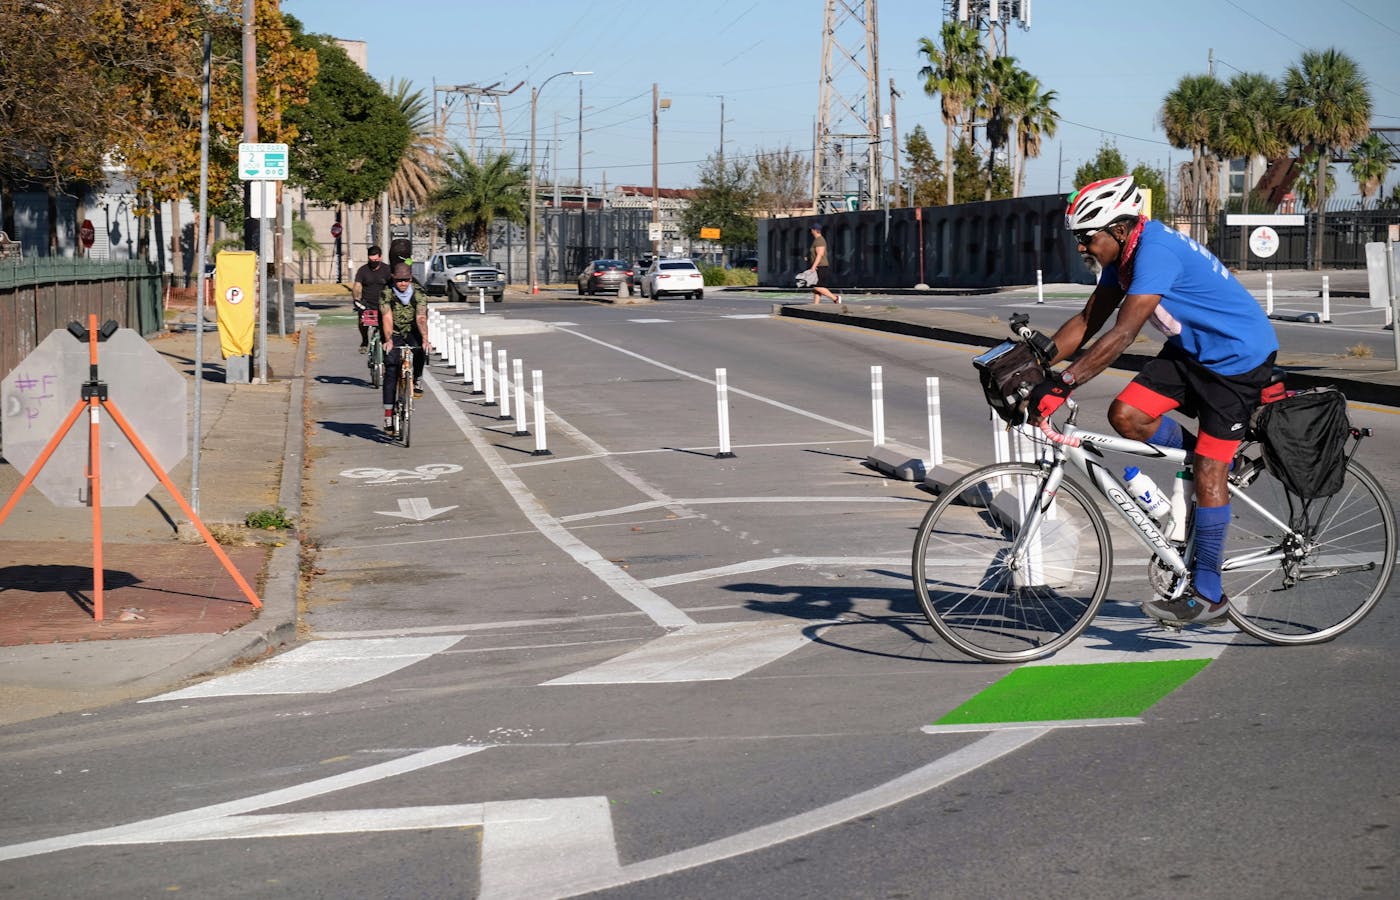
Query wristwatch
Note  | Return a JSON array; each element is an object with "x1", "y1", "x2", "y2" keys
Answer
[{"x1": 1059, "y1": 369, "x2": 1077, "y2": 386}]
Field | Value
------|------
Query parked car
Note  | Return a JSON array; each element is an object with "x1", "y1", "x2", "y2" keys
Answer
[
  {"x1": 734, "y1": 256, "x2": 759, "y2": 272},
  {"x1": 577, "y1": 259, "x2": 634, "y2": 296},
  {"x1": 639, "y1": 258, "x2": 704, "y2": 300}
]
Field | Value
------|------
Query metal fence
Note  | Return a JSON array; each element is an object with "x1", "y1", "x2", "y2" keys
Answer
[
  {"x1": 1176, "y1": 208, "x2": 1400, "y2": 270},
  {"x1": 1, "y1": 259, "x2": 164, "y2": 385}
]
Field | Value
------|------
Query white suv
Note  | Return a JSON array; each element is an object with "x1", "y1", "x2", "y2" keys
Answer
[{"x1": 640, "y1": 258, "x2": 704, "y2": 300}]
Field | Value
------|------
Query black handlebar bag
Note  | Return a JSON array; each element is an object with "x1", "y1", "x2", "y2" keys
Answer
[{"x1": 973, "y1": 340, "x2": 1045, "y2": 426}]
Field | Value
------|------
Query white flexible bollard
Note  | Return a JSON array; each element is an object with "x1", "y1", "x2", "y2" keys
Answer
[
  {"x1": 1266, "y1": 272, "x2": 1274, "y2": 315},
  {"x1": 531, "y1": 370, "x2": 550, "y2": 456},
  {"x1": 926, "y1": 376, "x2": 943, "y2": 467},
  {"x1": 482, "y1": 339, "x2": 495, "y2": 405},
  {"x1": 478, "y1": 287, "x2": 486, "y2": 315},
  {"x1": 469, "y1": 334, "x2": 482, "y2": 393},
  {"x1": 512, "y1": 358, "x2": 528, "y2": 435},
  {"x1": 715, "y1": 367, "x2": 735, "y2": 458},
  {"x1": 458, "y1": 327, "x2": 471, "y2": 382},
  {"x1": 427, "y1": 309, "x2": 439, "y2": 351},
  {"x1": 453, "y1": 326, "x2": 466, "y2": 377},
  {"x1": 1322, "y1": 275, "x2": 1331, "y2": 323},
  {"x1": 992, "y1": 409, "x2": 1010, "y2": 464},
  {"x1": 870, "y1": 365, "x2": 885, "y2": 448},
  {"x1": 1036, "y1": 269, "x2": 1044, "y2": 304},
  {"x1": 497, "y1": 348, "x2": 511, "y2": 419}
]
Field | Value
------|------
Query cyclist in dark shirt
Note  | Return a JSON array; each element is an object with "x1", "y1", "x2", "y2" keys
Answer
[{"x1": 352, "y1": 245, "x2": 391, "y2": 352}]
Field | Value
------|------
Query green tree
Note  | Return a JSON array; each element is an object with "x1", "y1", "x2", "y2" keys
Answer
[
  {"x1": 1218, "y1": 72, "x2": 1285, "y2": 213},
  {"x1": 1131, "y1": 164, "x2": 1170, "y2": 219},
  {"x1": 918, "y1": 22, "x2": 984, "y2": 206},
  {"x1": 903, "y1": 125, "x2": 946, "y2": 207},
  {"x1": 977, "y1": 55, "x2": 1020, "y2": 201},
  {"x1": 1349, "y1": 133, "x2": 1392, "y2": 209},
  {"x1": 952, "y1": 139, "x2": 1009, "y2": 204},
  {"x1": 1161, "y1": 73, "x2": 1228, "y2": 236},
  {"x1": 751, "y1": 145, "x2": 810, "y2": 218},
  {"x1": 426, "y1": 148, "x2": 528, "y2": 252},
  {"x1": 1072, "y1": 143, "x2": 1130, "y2": 190},
  {"x1": 681, "y1": 151, "x2": 757, "y2": 255},
  {"x1": 284, "y1": 31, "x2": 408, "y2": 207},
  {"x1": 1281, "y1": 47, "x2": 1372, "y2": 268},
  {"x1": 1293, "y1": 147, "x2": 1336, "y2": 211}
]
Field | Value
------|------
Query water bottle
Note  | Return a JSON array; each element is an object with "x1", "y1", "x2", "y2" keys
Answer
[
  {"x1": 1167, "y1": 470, "x2": 1192, "y2": 543},
  {"x1": 1123, "y1": 466, "x2": 1170, "y2": 520}
]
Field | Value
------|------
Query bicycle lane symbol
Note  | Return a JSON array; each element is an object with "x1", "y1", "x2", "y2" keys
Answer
[{"x1": 338, "y1": 464, "x2": 462, "y2": 485}]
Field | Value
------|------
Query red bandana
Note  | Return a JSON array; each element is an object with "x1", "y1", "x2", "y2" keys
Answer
[{"x1": 1116, "y1": 216, "x2": 1148, "y2": 292}]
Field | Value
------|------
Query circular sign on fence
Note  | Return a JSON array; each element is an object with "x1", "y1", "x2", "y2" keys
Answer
[
  {"x1": 1249, "y1": 226, "x2": 1280, "y2": 259},
  {"x1": 330, "y1": 222, "x2": 343, "y2": 238},
  {"x1": 79, "y1": 219, "x2": 95, "y2": 249}
]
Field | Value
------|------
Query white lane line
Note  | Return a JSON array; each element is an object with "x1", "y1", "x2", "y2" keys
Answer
[
  {"x1": 923, "y1": 717, "x2": 1143, "y2": 734},
  {"x1": 509, "y1": 438, "x2": 868, "y2": 468},
  {"x1": 0, "y1": 744, "x2": 486, "y2": 862},
  {"x1": 480, "y1": 797, "x2": 622, "y2": 898},
  {"x1": 142, "y1": 636, "x2": 464, "y2": 700},
  {"x1": 429, "y1": 377, "x2": 696, "y2": 629},
  {"x1": 554, "y1": 327, "x2": 873, "y2": 437},
  {"x1": 532, "y1": 728, "x2": 1046, "y2": 899},
  {"x1": 642, "y1": 555, "x2": 910, "y2": 588},
  {"x1": 542, "y1": 620, "x2": 832, "y2": 685},
  {"x1": 722, "y1": 314, "x2": 772, "y2": 319},
  {"x1": 558, "y1": 495, "x2": 918, "y2": 523},
  {"x1": 627, "y1": 318, "x2": 672, "y2": 323}
]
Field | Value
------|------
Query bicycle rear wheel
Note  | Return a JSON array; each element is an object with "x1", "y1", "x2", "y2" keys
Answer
[
  {"x1": 912, "y1": 462, "x2": 1113, "y2": 663},
  {"x1": 1224, "y1": 455, "x2": 1395, "y2": 644},
  {"x1": 369, "y1": 338, "x2": 383, "y2": 389}
]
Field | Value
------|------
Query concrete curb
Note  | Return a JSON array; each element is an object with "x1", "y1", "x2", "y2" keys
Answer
[{"x1": 127, "y1": 325, "x2": 309, "y2": 691}]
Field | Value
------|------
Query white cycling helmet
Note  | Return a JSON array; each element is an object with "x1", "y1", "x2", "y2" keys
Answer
[{"x1": 1065, "y1": 175, "x2": 1143, "y2": 232}]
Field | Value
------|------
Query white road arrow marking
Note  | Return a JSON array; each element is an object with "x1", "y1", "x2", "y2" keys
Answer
[{"x1": 375, "y1": 497, "x2": 458, "y2": 521}]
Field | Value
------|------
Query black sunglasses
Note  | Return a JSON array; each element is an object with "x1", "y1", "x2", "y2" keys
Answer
[{"x1": 1073, "y1": 227, "x2": 1101, "y2": 246}]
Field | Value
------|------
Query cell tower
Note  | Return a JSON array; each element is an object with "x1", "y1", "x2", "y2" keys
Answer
[
  {"x1": 814, "y1": 0, "x2": 881, "y2": 214},
  {"x1": 946, "y1": 0, "x2": 1031, "y2": 57}
]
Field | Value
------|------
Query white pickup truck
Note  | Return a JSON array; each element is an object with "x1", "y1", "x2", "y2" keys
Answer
[{"x1": 413, "y1": 251, "x2": 507, "y2": 302}]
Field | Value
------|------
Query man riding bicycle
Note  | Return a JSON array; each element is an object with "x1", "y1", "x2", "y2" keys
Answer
[
  {"x1": 1026, "y1": 174, "x2": 1280, "y2": 625},
  {"x1": 380, "y1": 263, "x2": 432, "y2": 436}
]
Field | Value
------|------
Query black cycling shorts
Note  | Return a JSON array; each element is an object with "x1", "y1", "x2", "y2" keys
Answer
[{"x1": 1118, "y1": 343, "x2": 1276, "y2": 444}]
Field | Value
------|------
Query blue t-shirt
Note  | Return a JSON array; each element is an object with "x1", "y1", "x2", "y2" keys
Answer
[{"x1": 1100, "y1": 220, "x2": 1278, "y2": 375}]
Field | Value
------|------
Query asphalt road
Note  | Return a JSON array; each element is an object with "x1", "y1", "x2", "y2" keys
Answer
[{"x1": 1, "y1": 288, "x2": 1396, "y2": 899}]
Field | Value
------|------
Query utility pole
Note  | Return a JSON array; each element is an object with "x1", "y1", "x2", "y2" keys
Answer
[
  {"x1": 241, "y1": 0, "x2": 257, "y2": 252},
  {"x1": 578, "y1": 81, "x2": 584, "y2": 191},
  {"x1": 652, "y1": 82, "x2": 660, "y2": 257},
  {"x1": 718, "y1": 95, "x2": 726, "y2": 169},
  {"x1": 889, "y1": 78, "x2": 903, "y2": 207}
]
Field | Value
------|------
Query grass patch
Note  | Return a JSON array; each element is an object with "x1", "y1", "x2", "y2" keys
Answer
[
  {"x1": 245, "y1": 506, "x2": 294, "y2": 530},
  {"x1": 1344, "y1": 342, "x2": 1374, "y2": 359}
]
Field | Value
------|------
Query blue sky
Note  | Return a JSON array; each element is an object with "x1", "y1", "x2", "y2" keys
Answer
[{"x1": 283, "y1": 0, "x2": 1400, "y2": 202}]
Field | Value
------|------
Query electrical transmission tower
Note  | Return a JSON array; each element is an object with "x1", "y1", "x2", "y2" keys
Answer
[
  {"x1": 434, "y1": 82, "x2": 523, "y2": 161},
  {"x1": 814, "y1": 0, "x2": 881, "y2": 214},
  {"x1": 945, "y1": 0, "x2": 1031, "y2": 58}
]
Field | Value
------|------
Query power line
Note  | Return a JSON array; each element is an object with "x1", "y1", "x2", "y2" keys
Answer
[
  {"x1": 1339, "y1": 0, "x2": 1400, "y2": 39},
  {"x1": 1220, "y1": 0, "x2": 1307, "y2": 50}
]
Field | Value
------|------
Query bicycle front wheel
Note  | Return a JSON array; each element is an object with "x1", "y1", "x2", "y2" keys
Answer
[
  {"x1": 1224, "y1": 456, "x2": 1395, "y2": 644},
  {"x1": 913, "y1": 462, "x2": 1113, "y2": 663},
  {"x1": 396, "y1": 368, "x2": 413, "y2": 448}
]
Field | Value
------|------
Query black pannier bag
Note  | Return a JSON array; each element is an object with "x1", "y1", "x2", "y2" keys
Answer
[
  {"x1": 973, "y1": 340, "x2": 1045, "y2": 426},
  {"x1": 1250, "y1": 386, "x2": 1350, "y2": 500}
]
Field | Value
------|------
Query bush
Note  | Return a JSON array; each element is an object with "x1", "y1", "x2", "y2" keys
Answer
[
  {"x1": 699, "y1": 265, "x2": 758, "y2": 287},
  {"x1": 245, "y1": 506, "x2": 294, "y2": 530}
]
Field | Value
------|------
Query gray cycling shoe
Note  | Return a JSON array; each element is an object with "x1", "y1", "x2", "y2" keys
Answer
[{"x1": 1141, "y1": 590, "x2": 1229, "y2": 626}]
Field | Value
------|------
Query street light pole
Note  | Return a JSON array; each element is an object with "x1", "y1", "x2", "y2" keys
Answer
[{"x1": 528, "y1": 70, "x2": 591, "y2": 295}]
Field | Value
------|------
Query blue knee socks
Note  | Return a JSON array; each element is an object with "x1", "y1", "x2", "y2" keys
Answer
[
  {"x1": 1150, "y1": 418, "x2": 1197, "y2": 454},
  {"x1": 1192, "y1": 504, "x2": 1231, "y2": 602}
]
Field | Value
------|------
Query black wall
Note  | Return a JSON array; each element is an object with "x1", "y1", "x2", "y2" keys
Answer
[{"x1": 759, "y1": 194, "x2": 1096, "y2": 289}]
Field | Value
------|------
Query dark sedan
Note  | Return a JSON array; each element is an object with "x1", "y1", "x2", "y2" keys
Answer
[{"x1": 577, "y1": 259, "x2": 635, "y2": 296}]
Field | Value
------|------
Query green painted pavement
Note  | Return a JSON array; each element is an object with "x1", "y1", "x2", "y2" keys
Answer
[{"x1": 935, "y1": 659, "x2": 1211, "y2": 725}]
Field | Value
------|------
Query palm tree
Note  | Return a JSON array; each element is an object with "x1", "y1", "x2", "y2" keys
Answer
[
  {"x1": 426, "y1": 148, "x2": 528, "y2": 252},
  {"x1": 385, "y1": 78, "x2": 445, "y2": 215},
  {"x1": 1281, "y1": 47, "x2": 1372, "y2": 269},
  {"x1": 1349, "y1": 133, "x2": 1393, "y2": 208},
  {"x1": 1292, "y1": 147, "x2": 1337, "y2": 211},
  {"x1": 1161, "y1": 73, "x2": 1228, "y2": 240},
  {"x1": 978, "y1": 55, "x2": 1019, "y2": 201},
  {"x1": 1005, "y1": 72, "x2": 1058, "y2": 198},
  {"x1": 1218, "y1": 73, "x2": 1286, "y2": 212},
  {"x1": 918, "y1": 22, "x2": 983, "y2": 205}
]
